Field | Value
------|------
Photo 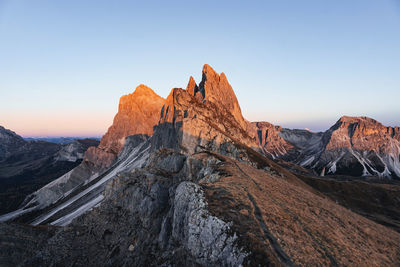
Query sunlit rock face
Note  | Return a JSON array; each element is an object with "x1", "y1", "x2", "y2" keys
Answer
[
  {"x1": 2, "y1": 65, "x2": 400, "y2": 267},
  {"x1": 152, "y1": 65, "x2": 258, "y2": 160},
  {"x1": 326, "y1": 116, "x2": 399, "y2": 152},
  {"x1": 258, "y1": 116, "x2": 400, "y2": 178},
  {"x1": 9, "y1": 85, "x2": 164, "y2": 211},
  {"x1": 197, "y1": 64, "x2": 247, "y2": 130},
  {"x1": 84, "y1": 84, "x2": 165, "y2": 169},
  {"x1": 318, "y1": 116, "x2": 400, "y2": 177},
  {"x1": 251, "y1": 121, "x2": 294, "y2": 159}
]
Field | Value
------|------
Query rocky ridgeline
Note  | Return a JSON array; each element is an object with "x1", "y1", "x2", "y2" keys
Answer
[
  {"x1": 326, "y1": 116, "x2": 400, "y2": 152},
  {"x1": 152, "y1": 64, "x2": 257, "y2": 158},
  {"x1": 253, "y1": 116, "x2": 400, "y2": 178},
  {"x1": 0, "y1": 127, "x2": 99, "y2": 214},
  {"x1": 1, "y1": 65, "x2": 400, "y2": 266},
  {"x1": 0, "y1": 126, "x2": 27, "y2": 161},
  {"x1": 252, "y1": 121, "x2": 294, "y2": 159}
]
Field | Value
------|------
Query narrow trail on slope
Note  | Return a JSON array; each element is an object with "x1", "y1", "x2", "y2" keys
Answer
[
  {"x1": 227, "y1": 159, "x2": 294, "y2": 265},
  {"x1": 246, "y1": 191, "x2": 294, "y2": 266},
  {"x1": 231, "y1": 159, "x2": 339, "y2": 267}
]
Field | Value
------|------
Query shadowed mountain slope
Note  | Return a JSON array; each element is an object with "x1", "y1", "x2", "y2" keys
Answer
[
  {"x1": 0, "y1": 126, "x2": 98, "y2": 215},
  {"x1": 1, "y1": 65, "x2": 399, "y2": 266}
]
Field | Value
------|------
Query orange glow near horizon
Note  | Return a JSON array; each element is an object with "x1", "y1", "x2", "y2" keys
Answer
[
  {"x1": 1, "y1": 111, "x2": 114, "y2": 137},
  {"x1": 2, "y1": 107, "x2": 397, "y2": 137}
]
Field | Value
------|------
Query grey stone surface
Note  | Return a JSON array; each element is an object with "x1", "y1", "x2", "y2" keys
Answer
[
  {"x1": 6, "y1": 149, "x2": 246, "y2": 267},
  {"x1": 173, "y1": 182, "x2": 247, "y2": 266}
]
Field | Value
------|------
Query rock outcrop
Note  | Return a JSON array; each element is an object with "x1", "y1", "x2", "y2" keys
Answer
[
  {"x1": 252, "y1": 121, "x2": 294, "y2": 159},
  {"x1": 0, "y1": 126, "x2": 26, "y2": 161},
  {"x1": 55, "y1": 139, "x2": 99, "y2": 162},
  {"x1": 2, "y1": 65, "x2": 400, "y2": 266},
  {"x1": 254, "y1": 116, "x2": 400, "y2": 178},
  {"x1": 317, "y1": 116, "x2": 400, "y2": 177},
  {"x1": 0, "y1": 86, "x2": 163, "y2": 217},
  {"x1": 84, "y1": 84, "x2": 165, "y2": 170},
  {"x1": 3, "y1": 148, "x2": 400, "y2": 266},
  {"x1": 326, "y1": 116, "x2": 399, "y2": 153},
  {"x1": 152, "y1": 65, "x2": 257, "y2": 160},
  {"x1": 0, "y1": 128, "x2": 98, "y2": 215},
  {"x1": 198, "y1": 64, "x2": 247, "y2": 129}
]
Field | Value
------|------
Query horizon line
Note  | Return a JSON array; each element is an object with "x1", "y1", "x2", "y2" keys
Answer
[{"x1": 22, "y1": 135, "x2": 103, "y2": 138}]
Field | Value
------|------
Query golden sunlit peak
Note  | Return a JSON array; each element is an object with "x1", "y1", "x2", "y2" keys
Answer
[{"x1": 132, "y1": 84, "x2": 155, "y2": 95}]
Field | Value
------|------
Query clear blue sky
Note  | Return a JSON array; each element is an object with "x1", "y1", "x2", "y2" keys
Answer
[{"x1": 0, "y1": 0, "x2": 399, "y2": 136}]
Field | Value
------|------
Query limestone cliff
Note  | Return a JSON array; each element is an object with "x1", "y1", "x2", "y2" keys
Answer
[
  {"x1": 2, "y1": 65, "x2": 400, "y2": 267},
  {"x1": 252, "y1": 121, "x2": 294, "y2": 159},
  {"x1": 152, "y1": 65, "x2": 257, "y2": 160},
  {"x1": 84, "y1": 84, "x2": 165, "y2": 169},
  {"x1": 263, "y1": 116, "x2": 400, "y2": 178}
]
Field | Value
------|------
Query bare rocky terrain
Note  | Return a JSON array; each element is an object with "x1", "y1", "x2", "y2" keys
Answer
[
  {"x1": 254, "y1": 116, "x2": 400, "y2": 179},
  {"x1": 0, "y1": 126, "x2": 99, "y2": 215},
  {"x1": 0, "y1": 65, "x2": 399, "y2": 266},
  {"x1": 84, "y1": 84, "x2": 165, "y2": 170}
]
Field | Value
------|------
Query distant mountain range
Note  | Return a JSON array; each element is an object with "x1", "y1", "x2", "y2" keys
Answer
[
  {"x1": 0, "y1": 126, "x2": 99, "y2": 214},
  {"x1": 23, "y1": 137, "x2": 101, "y2": 145},
  {"x1": 0, "y1": 65, "x2": 399, "y2": 266},
  {"x1": 254, "y1": 116, "x2": 400, "y2": 179}
]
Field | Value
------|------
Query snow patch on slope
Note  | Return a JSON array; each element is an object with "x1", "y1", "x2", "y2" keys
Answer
[
  {"x1": 300, "y1": 156, "x2": 314, "y2": 167},
  {"x1": 326, "y1": 152, "x2": 346, "y2": 174},
  {"x1": 0, "y1": 207, "x2": 36, "y2": 222},
  {"x1": 50, "y1": 194, "x2": 104, "y2": 226},
  {"x1": 31, "y1": 141, "x2": 150, "y2": 226}
]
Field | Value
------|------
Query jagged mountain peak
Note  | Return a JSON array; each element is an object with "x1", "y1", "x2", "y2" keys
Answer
[
  {"x1": 328, "y1": 116, "x2": 395, "y2": 144},
  {"x1": 160, "y1": 65, "x2": 247, "y2": 132},
  {"x1": 155, "y1": 82, "x2": 256, "y2": 155},
  {"x1": 3, "y1": 67, "x2": 400, "y2": 266},
  {"x1": 196, "y1": 64, "x2": 246, "y2": 129},
  {"x1": 251, "y1": 121, "x2": 295, "y2": 159},
  {"x1": 84, "y1": 85, "x2": 165, "y2": 169},
  {"x1": 201, "y1": 64, "x2": 219, "y2": 82},
  {"x1": 185, "y1": 76, "x2": 198, "y2": 96},
  {"x1": 85, "y1": 62, "x2": 250, "y2": 171},
  {"x1": 106, "y1": 84, "x2": 165, "y2": 146},
  {"x1": 333, "y1": 116, "x2": 381, "y2": 129},
  {"x1": 119, "y1": 84, "x2": 164, "y2": 111},
  {"x1": 131, "y1": 84, "x2": 159, "y2": 97},
  {"x1": 257, "y1": 115, "x2": 400, "y2": 178}
]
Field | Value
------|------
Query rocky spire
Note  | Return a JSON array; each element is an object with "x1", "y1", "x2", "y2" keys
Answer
[
  {"x1": 152, "y1": 65, "x2": 258, "y2": 156},
  {"x1": 186, "y1": 76, "x2": 198, "y2": 96},
  {"x1": 197, "y1": 64, "x2": 247, "y2": 129}
]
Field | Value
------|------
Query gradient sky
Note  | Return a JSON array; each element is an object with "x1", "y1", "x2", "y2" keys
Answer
[{"x1": 0, "y1": 0, "x2": 399, "y2": 137}]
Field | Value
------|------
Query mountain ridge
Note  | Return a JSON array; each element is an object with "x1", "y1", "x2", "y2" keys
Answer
[
  {"x1": 0, "y1": 127, "x2": 98, "y2": 214},
  {"x1": 84, "y1": 84, "x2": 165, "y2": 170},
  {"x1": 253, "y1": 115, "x2": 400, "y2": 179},
  {"x1": 1, "y1": 65, "x2": 399, "y2": 266}
]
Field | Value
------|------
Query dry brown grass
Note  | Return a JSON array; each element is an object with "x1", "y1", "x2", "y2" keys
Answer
[{"x1": 202, "y1": 153, "x2": 400, "y2": 266}]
